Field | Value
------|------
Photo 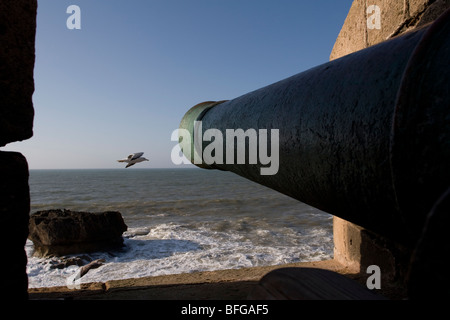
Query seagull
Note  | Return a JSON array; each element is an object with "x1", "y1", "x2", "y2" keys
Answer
[{"x1": 117, "y1": 152, "x2": 149, "y2": 168}]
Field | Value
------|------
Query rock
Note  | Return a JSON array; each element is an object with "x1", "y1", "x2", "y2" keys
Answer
[
  {"x1": 29, "y1": 209, "x2": 128, "y2": 257},
  {"x1": 78, "y1": 259, "x2": 106, "y2": 278},
  {"x1": 123, "y1": 227, "x2": 150, "y2": 238},
  {"x1": 49, "y1": 256, "x2": 86, "y2": 270},
  {"x1": 0, "y1": 0, "x2": 36, "y2": 146}
]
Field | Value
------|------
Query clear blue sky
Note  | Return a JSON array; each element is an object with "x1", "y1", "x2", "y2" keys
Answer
[{"x1": 4, "y1": 0, "x2": 353, "y2": 169}]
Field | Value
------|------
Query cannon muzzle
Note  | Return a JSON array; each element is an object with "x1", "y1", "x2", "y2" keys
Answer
[{"x1": 178, "y1": 10, "x2": 450, "y2": 245}]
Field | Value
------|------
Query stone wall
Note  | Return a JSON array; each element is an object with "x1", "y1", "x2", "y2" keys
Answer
[
  {"x1": 331, "y1": 0, "x2": 450, "y2": 60},
  {"x1": 330, "y1": 0, "x2": 450, "y2": 289},
  {"x1": 0, "y1": 0, "x2": 36, "y2": 146},
  {"x1": 0, "y1": 0, "x2": 447, "y2": 300},
  {"x1": 0, "y1": 152, "x2": 31, "y2": 298},
  {"x1": 0, "y1": 0, "x2": 37, "y2": 299}
]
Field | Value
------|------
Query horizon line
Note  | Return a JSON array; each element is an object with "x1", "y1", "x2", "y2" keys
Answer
[{"x1": 28, "y1": 166, "x2": 198, "y2": 171}]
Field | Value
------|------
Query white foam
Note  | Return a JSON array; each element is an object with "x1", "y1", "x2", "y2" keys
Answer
[{"x1": 26, "y1": 223, "x2": 333, "y2": 288}]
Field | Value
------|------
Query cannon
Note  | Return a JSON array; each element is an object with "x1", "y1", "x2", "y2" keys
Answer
[{"x1": 178, "y1": 9, "x2": 450, "y2": 246}]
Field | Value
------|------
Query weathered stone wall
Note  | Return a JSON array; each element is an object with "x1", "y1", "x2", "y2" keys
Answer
[
  {"x1": 0, "y1": 152, "x2": 30, "y2": 299},
  {"x1": 331, "y1": 0, "x2": 450, "y2": 60},
  {"x1": 0, "y1": 0, "x2": 36, "y2": 146},
  {"x1": 0, "y1": 0, "x2": 37, "y2": 299},
  {"x1": 330, "y1": 0, "x2": 450, "y2": 290}
]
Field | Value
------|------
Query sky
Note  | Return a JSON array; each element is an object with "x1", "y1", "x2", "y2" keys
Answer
[{"x1": 3, "y1": 0, "x2": 353, "y2": 169}]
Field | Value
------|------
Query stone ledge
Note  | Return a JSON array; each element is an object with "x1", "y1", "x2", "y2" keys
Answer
[{"x1": 28, "y1": 259, "x2": 407, "y2": 300}]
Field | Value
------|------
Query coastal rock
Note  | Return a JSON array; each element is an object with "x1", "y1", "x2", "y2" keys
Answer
[
  {"x1": 123, "y1": 227, "x2": 150, "y2": 238},
  {"x1": 29, "y1": 209, "x2": 128, "y2": 257},
  {"x1": 49, "y1": 256, "x2": 86, "y2": 269}
]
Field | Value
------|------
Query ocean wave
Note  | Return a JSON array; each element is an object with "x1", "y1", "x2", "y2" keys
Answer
[
  {"x1": 27, "y1": 169, "x2": 333, "y2": 288},
  {"x1": 26, "y1": 222, "x2": 333, "y2": 288}
]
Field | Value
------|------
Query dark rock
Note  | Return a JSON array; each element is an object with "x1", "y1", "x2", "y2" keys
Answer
[
  {"x1": 49, "y1": 256, "x2": 86, "y2": 269},
  {"x1": 29, "y1": 209, "x2": 128, "y2": 257},
  {"x1": 0, "y1": 0, "x2": 36, "y2": 146},
  {"x1": 79, "y1": 259, "x2": 106, "y2": 278},
  {"x1": 123, "y1": 227, "x2": 150, "y2": 238}
]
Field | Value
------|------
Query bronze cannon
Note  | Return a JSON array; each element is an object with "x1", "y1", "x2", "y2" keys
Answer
[{"x1": 178, "y1": 10, "x2": 450, "y2": 247}]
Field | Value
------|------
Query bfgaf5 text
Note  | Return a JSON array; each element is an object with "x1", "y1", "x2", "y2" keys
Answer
[{"x1": 181, "y1": 304, "x2": 269, "y2": 317}]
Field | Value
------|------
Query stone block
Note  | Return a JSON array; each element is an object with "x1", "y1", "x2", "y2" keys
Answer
[
  {"x1": 0, "y1": 151, "x2": 30, "y2": 299},
  {"x1": 415, "y1": 0, "x2": 450, "y2": 27},
  {"x1": 330, "y1": 0, "x2": 450, "y2": 61},
  {"x1": 0, "y1": 0, "x2": 37, "y2": 146},
  {"x1": 330, "y1": 0, "x2": 367, "y2": 60},
  {"x1": 330, "y1": 1, "x2": 450, "y2": 293},
  {"x1": 367, "y1": 0, "x2": 406, "y2": 44}
]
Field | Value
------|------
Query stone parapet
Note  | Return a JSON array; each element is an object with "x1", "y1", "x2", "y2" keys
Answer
[
  {"x1": 330, "y1": 0, "x2": 450, "y2": 293},
  {"x1": 330, "y1": 0, "x2": 450, "y2": 61},
  {"x1": 0, "y1": 0, "x2": 37, "y2": 299},
  {"x1": 0, "y1": 0, "x2": 36, "y2": 146},
  {"x1": 0, "y1": 151, "x2": 30, "y2": 299}
]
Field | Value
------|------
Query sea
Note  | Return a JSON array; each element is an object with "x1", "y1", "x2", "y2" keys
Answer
[{"x1": 26, "y1": 168, "x2": 334, "y2": 288}]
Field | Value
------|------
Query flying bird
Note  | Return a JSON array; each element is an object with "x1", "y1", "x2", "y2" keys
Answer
[{"x1": 117, "y1": 152, "x2": 149, "y2": 168}]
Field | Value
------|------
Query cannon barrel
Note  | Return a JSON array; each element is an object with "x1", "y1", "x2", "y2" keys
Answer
[{"x1": 178, "y1": 10, "x2": 450, "y2": 245}]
